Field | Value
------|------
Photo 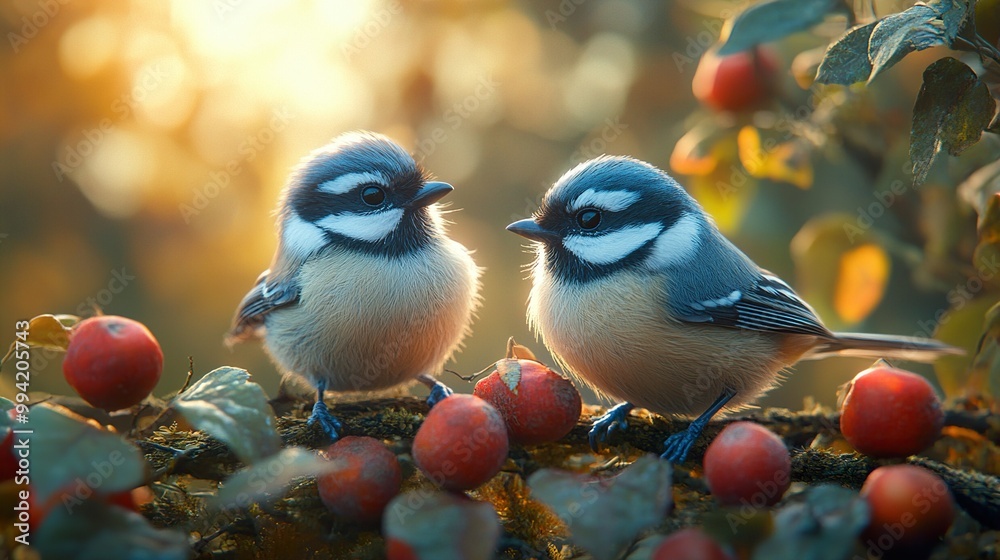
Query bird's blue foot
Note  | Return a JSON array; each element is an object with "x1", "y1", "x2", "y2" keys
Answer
[
  {"x1": 426, "y1": 382, "x2": 454, "y2": 407},
  {"x1": 307, "y1": 399, "x2": 343, "y2": 441},
  {"x1": 588, "y1": 402, "x2": 635, "y2": 451},
  {"x1": 417, "y1": 373, "x2": 454, "y2": 407},
  {"x1": 660, "y1": 427, "x2": 700, "y2": 464},
  {"x1": 660, "y1": 387, "x2": 737, "y2": 464},
  {"x1": 307, "y1": 381, "x2": 342, "y2": 441}
]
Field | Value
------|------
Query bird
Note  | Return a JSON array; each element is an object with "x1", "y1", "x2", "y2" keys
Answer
[
  {"x1": 227, "y1": 131, "x2": 481, "y2": 440},
  {"x1": 506, "y1": 155, "x2": 960, "y2": 463}
]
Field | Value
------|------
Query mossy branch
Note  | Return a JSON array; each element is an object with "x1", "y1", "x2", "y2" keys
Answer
[{"x1": 136, "y1": 397, "x2": 1000, "y2": 529}]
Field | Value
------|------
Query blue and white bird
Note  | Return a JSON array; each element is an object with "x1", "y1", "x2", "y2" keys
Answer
[
  {"x1": 228, "y1": 132, "x2": 481, "y2": 439},
  {"x1": 507, "y1": 156, "x2": 958, "y2": 463}
]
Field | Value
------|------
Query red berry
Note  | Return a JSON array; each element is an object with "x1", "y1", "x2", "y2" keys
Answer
[
  {"x1": 385, "y1": 538, "x2": 420, "y2": 560},
  {"x1": 860, "y1": 465, "x2": 955, "y2": 553},
  {"x1": 703, "y1": 422, "x2": 790, "y2": 507},
  {"x1": 383, "y1": 491, "x2": 500, "y2": 560},
  {"x1": 0, "y1": 430, "x2": 17, "y2": 481},
  {"x1": 106, "y1": 486, "x2": 155, "y2": 513},
  {"x1": 652, "y1": 528, "x2": 734, "y2": 560},
  {"x1": 473, "y1": 359, "x2": 581, "y2": 445},
  {"x1": 316, "y1": 436, "x2": 402, "y2": 525},
  {"x1": 692, "y1": 45, "x2": 779, "y2": 112},
  {"x1": 839, "y1": 364, "x2": 944, "y2": 458},
  {"x1": 0, "y1": 410, "x2": 20, "y2": 481},
  {"x1": 412, "y1": 394, "x2": 508, "y2": 492},
  {"x1": 26, "y1": 484, "x2": 152, "y2": 531},
  {"x1": 62, "y1": 316, "x2": 163, "y2": 411}
]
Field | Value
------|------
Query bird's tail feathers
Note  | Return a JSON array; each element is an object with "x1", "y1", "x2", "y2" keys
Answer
[{"x1": 804, "y1": 332, "x2": 963, "y2": 363}]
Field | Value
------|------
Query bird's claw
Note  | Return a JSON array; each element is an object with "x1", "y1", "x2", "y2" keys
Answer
[
  {"x1": 307, "y1": 399, "x2": 343, "y2": 441},
  {"x1": 588, "y1": 402, "x2": 634, "y2": 451},
  {"x1": 660, "y1": 428, "x2": 698, "y2": 464},
  {"x1": 426, "y1": 382, "x2": 454, "y2": 407},
  {"x1": 660, "y1": 388, "x2": 737, "y2": 464}
]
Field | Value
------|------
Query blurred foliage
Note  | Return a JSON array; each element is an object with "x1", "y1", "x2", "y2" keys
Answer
[{"x1": 0, "y1": 0, "x2": 999, "y2": 416}]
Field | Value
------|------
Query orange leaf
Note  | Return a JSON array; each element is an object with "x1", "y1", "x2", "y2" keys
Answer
[{"x1": 833, "y1": 244, "x2": 890, "y2": 324}]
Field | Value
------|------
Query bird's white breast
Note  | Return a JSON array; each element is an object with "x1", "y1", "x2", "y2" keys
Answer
[
  {"x1": 264, "y1": 239, "x2": 480, "y2": 392},
  {"x1": 528, "y1": 265, "x2": 789, "y2": 416}
]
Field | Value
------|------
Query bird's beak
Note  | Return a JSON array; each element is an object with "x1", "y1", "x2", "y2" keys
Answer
[
  {"x1": 411, "y1": 181, "x2": 454, "y2": 207},
  {"x1": 506, "y1": 218, "x2": 559, "y2": 243}
]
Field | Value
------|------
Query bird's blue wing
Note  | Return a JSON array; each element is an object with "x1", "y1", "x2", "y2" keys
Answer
[
  {"x1": 670, "y1": 272, "x2": 833, "y2": 338},
  {"x1": 227, "y1": 269, "x2": 300, "y2": 343}
]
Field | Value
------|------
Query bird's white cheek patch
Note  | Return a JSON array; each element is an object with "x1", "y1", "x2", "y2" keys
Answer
[
  {"x1": 282, "y1": 214, "x2": 329, "y2": 259},
  {"x1": 318, "y1": 172, "x2": 385, "y2": 195},
  {"x1": 317, "y1": 208, "x2": 405, "y2": 242},
  {"x1": 644, "y1": 213, "x2": 701, "y2": 268},
  {"x1": 563, "y1": 223, "x2": 663, "y2": 265}
]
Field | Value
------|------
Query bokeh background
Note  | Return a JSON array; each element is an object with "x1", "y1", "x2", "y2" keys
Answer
[{"x1": 1, "y1": 0, "x2": 992, "y2": 411}]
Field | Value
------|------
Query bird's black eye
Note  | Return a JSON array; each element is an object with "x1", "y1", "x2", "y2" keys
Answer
[
  {"x1": 361, "y1": 185, "x2": 386, "y2": 206},
  {"x1": 576, "y1": 208, "x2": 601, "y2": 230}
]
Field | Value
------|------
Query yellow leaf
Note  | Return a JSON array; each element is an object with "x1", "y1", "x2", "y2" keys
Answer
[
  {"x1": 736, "y1": 126, "x2": 813, "y2": 189},
  {"x1": 688, "y1": 171, "x2": 759, "y2": 235},
  {"x1": 791, "y1": 214, "x2": 879, "y2": 330},
  {"x1": 833, "y1": 244, "x2": 890, "y2": 324},
  {"x1": 669, "y1": 119, "x2": 736, "y2": 177},
  {"x1": 510, "y1": 343, "x2": 537, "y2": 362},
  {"x1": 1, "y1": 314, "x2": 78, "y2": 368}
]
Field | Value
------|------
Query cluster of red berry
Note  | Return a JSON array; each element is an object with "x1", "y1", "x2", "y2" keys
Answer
[{"x1": 1, "y1": 315, "x2": 960, "y2": 558}]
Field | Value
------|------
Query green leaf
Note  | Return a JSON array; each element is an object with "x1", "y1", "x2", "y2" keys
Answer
[
  {"x1": 213, "y1": 447, "x2": 331, "y2": 510},
  {"x1": 28, "y1": 404, "x2": 145, "y2": 505},
  {"x1": 910, "y1": 57, "x2": 996, "y2": 185},
  {"x1": 815, "y1": 22, "x2": 877, "y2": 85},
  {"x1": 752, "y1": 485, "x2": 870, "y2": 560},
  {"x1": 383, "y1": 491, "x2": 501, "y2": 560},
  {"x1": 528, "y1": 455, "x2": 673, "y2": 560},
  {"x1": 868, "y1": 0, "x2": 972, "y2": 83},
  {"x1": 172, "y1": 367, "x2": 281, "y2": 464},
  {"x1": 718, "y1": 0, "x2": 846, "y2": 56},
  {"x1": 36, "y1": 499, "x2": 188, "y2": 560}
]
